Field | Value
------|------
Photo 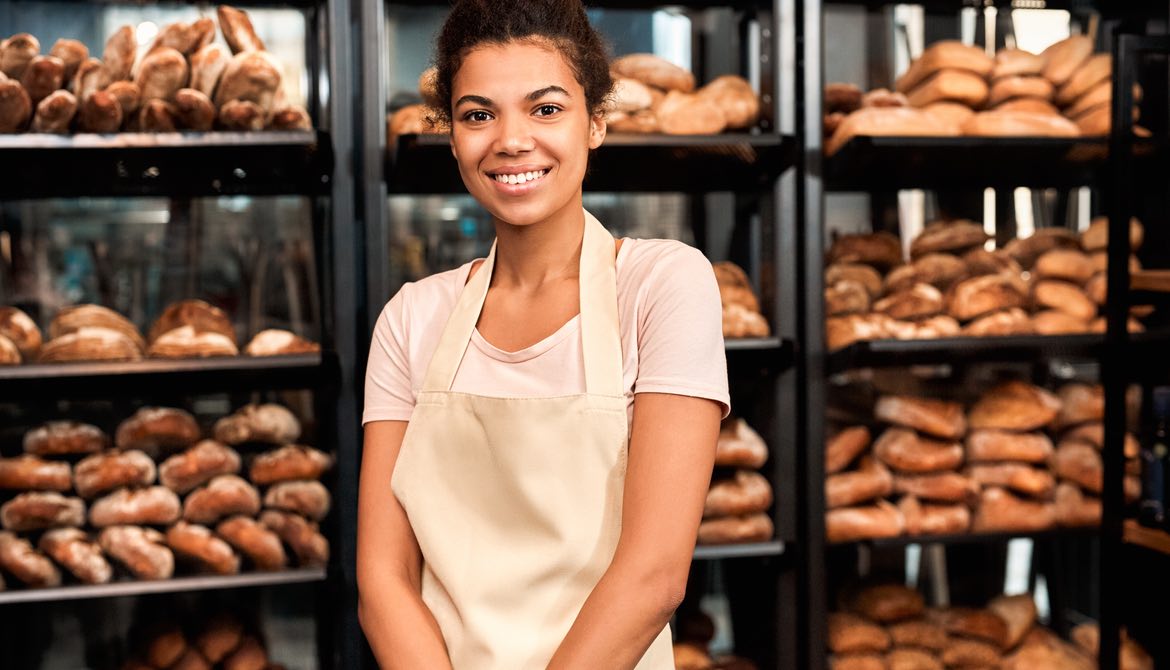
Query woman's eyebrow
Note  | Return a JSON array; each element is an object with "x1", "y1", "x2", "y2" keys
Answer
[
  {"x1": 454, "y1": 94, "x2": 494, "y2": 108},
  {"x1": 526, "y1": 85, "x2": 570, "y2": 100}
]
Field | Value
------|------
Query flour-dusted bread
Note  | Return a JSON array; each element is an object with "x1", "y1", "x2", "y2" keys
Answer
[
  {"x1": 263, "y1": 479, "x2": 331, "y2": 521},
  {"x1": 249, "y1": 445, "x2": 334, "y2": 486},
  {"x1": 1, "y1": 491, "x2": 86, "y2": 531},
  {"x1": 39, "y1": 527, "x2": 112, "y2": 584},
  {"x1": 99, "y1": 525, "x2": 174, "y2": 580},
  {"x1": 216, "y1": 515, "x2": 286, "y2": 570},
  {"x1": 0, "y1": 530, "x2": 61, "y2": 587},
  {"x1": 74, "y1": 449, "x2": 157, "y2": 499},
  {"x1": 214, "y1": 403, "x2": 301, "y2": 445},
  {"x1": 874, "y1": 396, "x2": 966, "y2": 440},
  {"x1": 165, "y1": 520, "x2": 240, "y2": 575},
  {"x1": 243, "y1": 329, "x2": 320, "y2": 356},
  {"x1": 20, "y1": 54, "x2": 64, "y2": 105},
  {"x1": 160, "y1": 440, "x2": 241, "y2": 494},
  {"x1": 116, "y1": 406, "x2": 201, "y2": 456},
  {"x1": 947, "y1": 274, "x2": 1027, "y2": 322},
  {"x1": 24, "y1": 420, "x2": 108, "y2": 456},
  {"x1": 103, "y1": 25, "x2": 136, "y2": 82},
  {"x1": 182, "y1": 475, "x2": 261, "y2": 525},
  {"x1": 148, "y1": 325, "x2": 240, "y2": 359},
  {"x1": 89, "y1": 486, "x2": 181, "y2": 527},
  {"x1": 0, "y1": 455, "x2": 72, "y2": 491},
  {"x1": 0, "y1": 306, "x2": 41, "y2": 359},
  {"x1": 968, "y1": 381, "x2": 1062, "y2": 432},
  {"x1": 259, "y1": 509, "x2": 329, "y2": 567},
  {"x1": 611, "y1": 53, "x2": 694, "y2": 92}
]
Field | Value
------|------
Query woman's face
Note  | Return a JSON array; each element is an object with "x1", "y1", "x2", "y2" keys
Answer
[{"x1": 450, "y1": 40, "x2": 605, "y2": 227}]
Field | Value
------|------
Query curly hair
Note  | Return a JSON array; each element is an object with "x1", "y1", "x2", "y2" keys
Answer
[{"x1": 433, "y1": 0, "x2": 614, "y2": 124}]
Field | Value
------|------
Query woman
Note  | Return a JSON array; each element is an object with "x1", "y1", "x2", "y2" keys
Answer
[{"x1": 358, "y1": 1, "x2": 729, "y2": 667}]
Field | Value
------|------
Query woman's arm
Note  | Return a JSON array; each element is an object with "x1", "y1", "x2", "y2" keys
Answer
[
  {"x1": 357, "y1": 420, "x2": 453, "y2": 669},
  {"x1": 546, "y1": 392, "x2": 722, "y2": 669}
]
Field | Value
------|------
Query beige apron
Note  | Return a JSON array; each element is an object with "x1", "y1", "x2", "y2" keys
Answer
[{"x1": 391, "y1": 211, "x2": 674, "y2": 669}]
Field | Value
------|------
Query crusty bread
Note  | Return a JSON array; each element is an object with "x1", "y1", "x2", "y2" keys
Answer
[
  {"x1": 244, "y1": 329, "x2": 320, "y2": 356},
  {"x1": 897, "y1": 495, "x2": 971, "y2": 536},
  {"x1": 828, "y1": 612, "x2": 892, "y2": 654},
  {"x1": 115, "y1": 406, "x2": 201, "y2": 456},
  {"x1": 104, "y1": 81, "x2": 140, "y2": 118},
  {"x1": 135, "y1": 47, "x2": 189, "y2": 103},
  {"x1": 896, "y1": 41, "x2": 993, "y2": 94},
  {"x1": 826, "y1": 232, "x2": 904, "y2": 272},
  {"x1": 190, "y1": 43, "x2": 230, "y2": 101},
  {"x1": 0, "y1": 78, "x2": 31, "y2": 132},
  {"x1": 947, "y1": 273, "x2": 1027, "y2": 322},
  {"x1": 965, "y1": 462, "x2": 1056, "y2": 498},
  {"x1": 1033, "y1": 249, "x2": 1095, "y2": 284},
  {"x1": 911, "y1": 220, "x2": 989, "y2": 259},
  {"x1": 969, "y1": 381, "x2": 1062, "y2": 432},
  {"x1": 716, "y1": 418, "x2": 769, "y2": 469},
  {"x1": 888, "y1": 620, "x2": 948, "y2": 652},
  {"x1": 655, "y1": 90, "x2": 727, "y2": 135},
  {"x1": 166, "y1": 520, "x2": 240, "y2": 575},
  {"x1": 907, "y1": 69, "x2": 989, "y2": 108},
  {"x1": 1040, "y1": 35, "x2": 1094, "y2": 86},
  {"x1": 992, "y1": 48, "x2": 1045, "y2": 79},
  {"x1": 39, "y1": 527, "x2": 112, "y2": 584},
  {"x1": 965, "y1": 429, "x2": 1053, "y2": 464},
  {"x1": 214, "y1": 51, "x2": 282, "y2": 113},
  {"x1": 962, "y1": 248, "x2": 1023, "y2": 278},
  {"x1": 972, "y1": 486, "x2": 1056, "y2": 533},
  {"x1": 0, "y1": 455, "x2": 72, "y2": 491},
  {"x1": 0, "y1": 530, "x2": 61, "y2": 587},
  {"x1": 0, "y1": 306, "x2": 42, "y2": 359},
  {"x1": 182, "y1": 474, "x2": 261, "y2": 525},
  {"x1": 24, "y1": 420, "x2": 108, "y2": 456},
  {"x1": 71, "y1": 57, "x2": 110, "y2": 104},
  {"x1": 160, "y1": 440, "x2": 242, "y2": 494},
  {"x1": 20, "y1": 55, "x2": 65, "y2": 105},
  {"x1": 40, "y1": 326, "x2": 142, "y2": 363},
  {"x1": 885, "y1": 315, "x2": 961, "y2": 341},
  {"x1": 826, "y1": 500, "x2": 904, "y2": 543},
  {"x1": 1032, "y1": 279, "x2": 1097, "y2": 321},
  {"x1": 49, "y1": 304, "x2": 144, "y2": 352},
  {"x1": 0, "y1": 334, "x2": 19, "y2": 365},
  {"x1": 1003, "y1": 227, "x2": 1080, "y2": 269},
  {"x1": 269, "y1": 105, "x2": 312, "y2": 131},
  {"x1": 828, "y1": 264, "x2": 884, "y2": 298},
  {"x1": 826, "y1": 107, "x2": 960, "y2": 156},
  {"x1": 259, "y1": 509, "x2": 329, "y2": 567},
  {"x1": 931, "y1": 607, "x2": 1009, "y2": 649},
  {"x1": 1032, "y1": 309, "x2": 1090, "y2": 335},
  {"x1": 960, "y1": 308, "x2": 1033, "y2": 337},
  {"x1": 994, "y1": 97, "x2": 1060, "y2": 116},
  {"x1": 1053, "y1": 440, "x2": 1103, "y2": 493},
  {"x1": 217, "y1": 99, "x2": 265, "y2": 131},
  {"x1": 216, "y1": 515, "x2": 286, "y2": 570},
  {"x1": 1081, "y1": 216, "x2": 1143, "y2": 252},
  {"x1": 148, "y1": 325, "x2": 240, "y2": 359},
  {"x1": 892, "y1": 472, "x2": 978, "y2": 504},
  {"x1": 960, "y1": 110, "x2": 1080, "y2": 137},
  {"x1": 988, "y1": 593, "x2": 1037, "y2": 650},
  {"x1": 103, "y1": 25, "x2": 136, "y2": 81},
  {"x1": 697, "y1": 512, "x2": 773, "y2": 544},
  {"x1": 851, "y1": 583, "x2": 926, "y2": 623},
  {"x1": 873, "y1": 428, "x2": 963, "y2": 473},
  {"x1": 0, "y1": 491, "x2": 86, "y2": 532},
  {"x1": 611, "y1": 53, "x2": 694, "y2": 92},
  {"x1": 78, "y1": 89, "x2": 123, "y2": 133},
  {"x1": 263, "y1": 479, "x2": 332, "y2": 521},
  {"x1": 99, "y1": 525, "x2": 174, "y2": 580},
  {"x1": 826, "y1": 426, "x2": 871, "y2": 475},
  {"x1": 826, "y1": 313, "x2": 896, "y2": 351},
  {"x1": 218, "y1": 5, "x2": 267, "y2": 54},
  {"x1": 921, "y1": 100, "x2": 976, "y2": 128},
  {"x1": 1054, "y1": 482, "x2": 1101, "y2": 527},
  {"x1": 705, "y1": 470, "x2": 773, "y2": 517},
  {"x1": 74, "y1": 449, "x2": 157, "y2": 499},
  {"x1": 696, "y1": 75, "x2": 759, "y2": 129},
  {"x1": 89, "y1": 486, "x2": 181, "y2": 527},
  {"x1": 213, "y1": 403, "x2": 301, "y2": 445},
  {"x1": 874, "y1": 396, "x2": 966, "y2": 440},
  {"x1": 988, "y1": 76, "x2": 1054, "y2": 107},
  {"x1": 195, "y1": 614, "x2": 244, "y2": 664},
  {"x1": 0, "y1": 33, "x2": 39, "y2": 80},
  {"x1": 172, "y1": 88, "x2": 215, "y2": 131},
  {"x1": 249, "y1": 445, "x2": 334, "y2": 486},
  {"x1": 826, "y1": 458, "x2": 893, "y2": 509},
  {"x1": 1056, "y1": 53, "x2": 1111, "y2": 106}
]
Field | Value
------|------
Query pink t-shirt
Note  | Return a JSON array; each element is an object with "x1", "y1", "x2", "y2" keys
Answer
[{"x1": 363, "y1": 237, "x2": 731, "y2": 424}]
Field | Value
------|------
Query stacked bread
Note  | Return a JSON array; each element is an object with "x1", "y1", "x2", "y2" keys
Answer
[
  {"x1": 698, "y1": 418, "x2": 773, "y2": 545},
  {"x1": 0, "y1": 300, "x2": 318, "y2": 365},
  {"x1": 824, "y1": 36, "x2": 1144, "y2": 154},
  {"x1": 714, "y1": 261, "x2": 770, "y2": 339},
  {"x1": 0, "y1": 5, "x2": 308, "y2": 135},
  {"x1": 673, "y1": 608, "x2": 759, "y2": 670},
  {"x1": 824, "y1": 217, "x2": 1147, "y2": 352},
  {"x1": 0, "y1": 402, "x2": 330, "y2": 590},
  {"x1": 828, "y1": 584, "x2": 1152, "y2": 670},
  {"x1": 121, "y1": 610, "x2": 287, "y2": 670},
  {"x1": 825, "y1": 382, "x2": 1140, "y2": 544}
]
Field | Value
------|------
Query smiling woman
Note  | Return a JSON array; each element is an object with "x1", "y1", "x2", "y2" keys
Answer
[{"x1": 358, "y1": 2, "x2": 731, "y2": 669}]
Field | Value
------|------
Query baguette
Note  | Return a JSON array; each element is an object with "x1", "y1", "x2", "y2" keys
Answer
[
  {"x1": 217, "y1": 5, "x2": 267, "y2": 54},
  {"x1": 103, "y1": 25, "x2": 136, "y2": 81}
]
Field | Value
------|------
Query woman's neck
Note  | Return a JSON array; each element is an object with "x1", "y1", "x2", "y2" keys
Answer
[{"x1": 491, "y1": 196, "x2": 585, "y2": 290}]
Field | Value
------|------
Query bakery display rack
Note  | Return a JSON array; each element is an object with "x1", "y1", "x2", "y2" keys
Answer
[
  {"x1": 694, "y1": 540, "x2": 786, "y2": 560},
  {"x1": 0, "y1": 130, "x2": 333, "y2": 199},
  {"x1": 825, "y1": 333, "x2": 1108, "y2": 374},
  {"x1": 828, "y1": 526, "x2": 1098, "y2": 550}
]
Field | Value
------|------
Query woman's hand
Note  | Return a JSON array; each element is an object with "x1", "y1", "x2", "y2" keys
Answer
[
  {"x1": 546, "y1": 392, "x2": 722, "y2": 670},
  {"x1": 357, "y1": 420, "x2": 454, "y2": 669}
]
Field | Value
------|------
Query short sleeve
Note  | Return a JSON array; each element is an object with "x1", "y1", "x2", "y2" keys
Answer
[
  {"x1": 363, "y1": 289, "x2": 416, "y2": 424},
  {"x1": 633, "y1": 244, "x2": 731, "y2": 418}
]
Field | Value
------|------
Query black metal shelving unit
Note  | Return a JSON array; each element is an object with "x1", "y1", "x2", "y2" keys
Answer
[{"x1": 0, "y1": 0, "x2": 362, "y2": 668}]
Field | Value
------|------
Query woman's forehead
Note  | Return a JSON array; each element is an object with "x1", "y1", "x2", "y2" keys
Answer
[{"x1": 454, "y1": 41, "x2": 583, "y2": 98}]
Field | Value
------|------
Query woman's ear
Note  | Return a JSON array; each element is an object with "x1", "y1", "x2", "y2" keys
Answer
[{"x1": 589, "y1": 114, "x2": 607, "y2": 150}]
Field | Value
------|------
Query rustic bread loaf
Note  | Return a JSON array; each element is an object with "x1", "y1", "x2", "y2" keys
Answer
[
  {"x1": 39, "y1": 527, "x2": 112, "y2": 584},
  {"x1": 874, "y1": 396, "x2": 966, "y2": 440},
  {"x1": 697, "y1": 512, "x2": 773, "y2": 544},
  {"x1": 90, "y1": 486, "x2": 181, "y2": 527},
  {"x1": 74, "y1": 449, "x2": 157, "y2": 499},
  {"x1": 99, "y1": 524, "x2": 174, "y2": 579}
]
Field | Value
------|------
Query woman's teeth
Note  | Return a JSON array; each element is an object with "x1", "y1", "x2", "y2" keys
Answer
[{"x1": 494, "y1": 169, "x2": 548, "y2": 185}]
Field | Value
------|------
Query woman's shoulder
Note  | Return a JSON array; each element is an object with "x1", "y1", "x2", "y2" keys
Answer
[
  {"x1": 378, "y1": 261, "x2": 476, "y2": 327},
  {"x1": 618, "y1": 238, "x2": 715, "y2": 288}
]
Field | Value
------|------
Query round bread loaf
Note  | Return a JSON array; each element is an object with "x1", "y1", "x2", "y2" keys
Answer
[
  {"x1": 0, "y1": 454, "x2": 72, "y2": 491},
  {"x1": 611, "y1": 53, "x2": 694, "y2": 92},
  {"x1": 704, "y1": 470, "x2": 773, "y2": 517},
  {"x1": 99, "y1": 525, "x2": 174, "y2": 580},
  {"x1": 963, "y1": 248, "x2": 1027, "y2": 279},
  {"x1": 213, "y1": 403, "x2": 301, "y2": 445},
  {"x1": 960, "y1": 308, "x2": 1033, "y2": 336},
  {"x1": 182, "y1": 475, "x2": 261, "y2": 525},
  {"x1": 827, "y1": 264, "x2": 883, "y2": 299},
  {"x1": 0, "y1": 491, "x2": 86, "y2": 531},
  {"x1": 243, "y1": 329, "x2": 319, "y2": 356},
  {"x1": 24, "y1": 420, "x2": 108, "y2": 456},
  {"x1": 0, "y1": 333, "x2": 19, "y2": 364},
  {"x1": 31, "y1": 88, "x2": 76, "y2": 133},
  {"x1": 1032, "y1": 280, "x2": 1097, "y2": 321},
  {"x1": 0, "y1": 306, "x2": 42, "y2": 359},
  {"x1": 89, "y1": 486, "x2": 181, "y2": 527},
  {"x1": 40, "y1": 326, "x2": 144, "y2": 363},
  {"x1": 696, "y1": 512, "x2": 773, "y2": 545},
  {"x1": 947, "y1": 274, "x2": 1027, "y2": 322},
  {"x1": 873, "y1": 284, "x2": 944, "y2": 321},
  {"x1": 1055, "y1": 383, "x2": 1104, "y2": 428},
  {"x1": 826, "y1": 281, "x2": 871, "y2": 317},
  {"x1": 1002, "y1": 227, "x2": 1080, "y2": 269},
  {"x1": 249, "y1": 445, "x2": 334, "y2": 486},
  {"x1": 216, "y1": 515, "x2": 286, "y2": 570},
  {"x1": 263, "y1": 479, "x2": 331, "y2": 521},
  {"x1": 1, "y1": 33, "x2": 41, "y2": 79},
  {"x1": 148, "y1": 299, "x2": 235, "y2": 345},
  {"x1": 0, "y1": 530, "x2": 61, "y2": 587},
  {"x1": 148, "y1": 325, "x2": 239, "y2": 359},
  {"x1": 850, "y1": 583, "x2": 926, "y2": 623},
  {"x1": 38, "y1": 527, "x2": 112, "y2": 584},
  {"x1": 166, "y1": 520, "x2": 240, "y2": 574},
  {"x1": 159, "y1": 439, "x2": 241, "y2": 494},
  {"x1": 910, "y1": 220, "x2": 989, "y2": 258},
  {"x1": 884, "y1": 254, "x2": 968, "y2": 294},
  {"x1": 715, "y1": 418, "x2": 769, "y2": 469},
  {"x1": 828, "y1": 612, "x2": 891, "y2": 654},
  {"x1": 1033, "y1": 249, "x2": 1095, "y2": 284},
  {"x1": 49, "y1": 304, "x2": 144, "y2": 351},
  {"x1": 259, "y1": 509, "x2": 329, "y2": 567},
  {"x1": 74, "y1": 449, "x2": 157, "y2": 499},
  {"x1": 696, "y1": 74, "x2": 758, "y2": 129},
  {"x1": 116, "y1": 406, "x2": 201, "y2": 456}
]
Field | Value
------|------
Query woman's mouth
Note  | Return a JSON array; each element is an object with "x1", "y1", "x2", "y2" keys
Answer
[{"x1": 489, "y1": 168, "x2": 550, "y2": 185}]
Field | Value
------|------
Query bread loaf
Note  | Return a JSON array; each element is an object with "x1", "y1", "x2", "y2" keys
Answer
[
  {"x1": 259, "y1": 509, "x2": 329, "y2": 567},
  {"x1": 183, "y1": 474, "x2": 261, "y2": 524},
  {"x1": 116, "y1": 406, "x2": 201, "y2": 456},
  {"x1": 39, "y1": 527, "x2": 112, "y2": 584},
  {"x1": 965, "y1": 462, "x2": 1056, "y2": 498},
  {"x1": 1032, "y1": 280, "x2": 1097, "y2": 321},
  {"x1": 1063, "y1": 423, "x2": 1141, "y2": 458},
  {"x1": 1056, "y1": 53, "x2": 1111, "y2": 106},
  {"x1": 656, "y1": 90, "x2": 727, "y2": 135},
  {"x1": 268, "y1": 106, "x2": 312, "y2": 131},
  {"x1": 873, "y1": 284, "x2": 944, "y2": 321},
  {"x1": 214, "y1": 51, "x2": 282, "y2": 113},
  {"x1": 830, "y1": 655, "x2": 885, "y2": 670},
  {"x1": 696, "y1": 75, "x2": 759, "y2": 129},
  {"x1": 1055, "y1": 383, "x2": 1103, "y2": 428},
  {"x1": 20, "y1": 55, "x2": 65, "y2": 106},
  {"x1": 932, "y1": 608, "x2": 1010, "y2": 649},
  {"x1": 898, "y1": 495, "x2": 971, "y2": 536},
  {"x1": 1, "y1": 491, "x2": 86, "y2": 531},
  {"x1": 607, "y1": 109, "x2": 658, "y2": 134},
  {"x1": 874, "y1": 396, "x2": 966, "y2": 440},
  {"x1": 1032, "y1": 309, "x2": 1090, "y2": 335},
  {"x1": 217, "y1": 5, "x2": 267, "y2": 54},
  {"x1": 704, "y1": 470, "x2": 773, "y2": 517},
  {"x1": 826, "y1": 458, "x2": 893, "y2": 509},
  {"x1": 1069, "y1": 623, "x2": 1153, "y2": 670},
  {"x1": 988, "y1": 76, "x2": 1054, "y2": 107},
  {"x1": 1081, "y1": 216, "x2": 1143, "y2": 253},
  {"x1": 214, "y1": 403, "x2": 301, "y2": 445},
  {"x1": 1054, "y1": 481, "x2": 1100, "y2": 526},
  {"x1": 71, "y1": 57, "x2": 109, "y2": 105},
  {"x1": 1053, "y1": 440, "x2": 1103, "y2": 493},
  {"x1": 941, "y1": 637, "x2": 1004, "y2": 667},
  {"x1": 826, "y1": 314, "x2": 896, "y2": 351},
  {"x1": 24, "y1": 420, "x2": 107, "y2": 456},
  {"x1": 611, "y1": 54, "x2": 694, "y2": 92},
  {"x1": 195, "y1": 614, "x2": 244, "y2": 663},
  {"x1": 99, "y1": 525, "x2": 174, "y2": 580},
  {"x1": 826, "y1": 426, "x2": 871, "y2": 475},
  {"x1": 921, "y1": 100, "x2": 975, "y2": 127},
  {"x1": 0, "y1": 306, "x2": 41, "y2": 359},
  {"x1": 166, "y1": 520, "x2": 240, "y2": 575},
  {"x1": 190, "y1": 43, "x2": 230, "y2": 99},
  {"x1": 217, "y1": 99, "x2": 265, "y2": 131},
  {"x1": 968, "y1": 381, "x2": 1062, "y2": 432},
  {"x1": 1003, "y1": 227, "x2": 1079, "y2": 269},
  {"x1": 244, "y1": 329, "x2": 320, "y2": 356},
  {"x1": 0, "y1": 455, "x2": 72, "y2": 491},
  {"x1": 90, "y1": 486, "x2": 181, "y2": 527},
  {"x1": 960, "y1": 308, "x2": 1033, "y2": 336},
  {"x1": 149, "y1": 299, "x2": 234, "y2": 345},
  {"x1": 907, "y1": 70, "x2": 989, "y2": 108},
  {"x1": 74, "y1": 449, "x2": 157, "y2": 499},
  {"x1": 715, "y1": 418, "x2": 768, "y2": 469},
  {"x1": 994, "y1": 97, "x2": 1060, "y2": 116},
  {"x1": 896, "y1": 41, "x2": 993, "y2": 93},
  {"x1": 146, "y1": 627, "x2": 189, "y2": 669},
  {"x1": 827, "y1": 232, "x2": 904, "y2": 272},
  {"x1": 886, "y1": 315, "x2": 961, "y2": 341},
  {"x1": 160, "y1": 440, "x2": 241, "y2": 494},
  {"x1": 148, "y1": 18, "x2": 215, "y2": 58},
  {"x1": 49, "y1": 304, "x2": 144, "y2": 351},
  {"x1": 826, "y1": 500, "x2": 904, "y2": 543},
  {"x1": 103, "y1": 25, "x2": 136, "y2": 81},
  {"x1": 169, "y1": 648, "x2": 211, "y2": 670},
  {"x1": 1034, "y1": 249, "x2": 1095, "y2": 284},
  {"x1": 889, "y1": 620, "x2": 948, "y2": 651},
  {"x1": 249, "y1": 445, "x2": 333, "y2": 486},
  {"x1": 910, "y1": 220, "x2": 988, "y2": 258},
  {"x1": 972, "y1": 487, "x2": 1056, "y2": 532},
  {"x1": 873, "y1": 428, "x2": 963, "y2": 473},
  {"x1": 40, "y1": 326, "x2": 143, "y2": 362},
  {"x1": 78, "y1": 90, "x2": 123, "y2": 133},
  {"x1": 0, "y1": 78, "x2": 32, "y2": 132},
  {"x1": 0, "y1": 530, "x2": 61, "y2": 587},
  {"x1": 892, "y1": 472, "x2": 978, "y2": 504},
  {"x1": 863, "y1": 88, "x2": 908, "y2": 108},
  {"x1": 1004, "y1": 628, "x2": 1095, "y2": 670},
  {"x1": 697, "y1": 512, "x2": 773, "y2": 544},
  {"x1": 0, "y1": 33, "x2": 39, "y2": 79},
  {"x1": 992, "y1": 48, "x2": 1045, "y2": 79},
  {"x1": 172, "y1": 88, "x2": 215, "y2": 131},
  {"x1": 964, "y1": 247, "x2": 1029, "y2": 279},
  {"x1": 0, "y1": 334, "x2": 19, "y2": 364},
  {"x1": 829, "y1": 612, "x2": 892, "y2": 654},
  {"x1": 826, "y1": 107, "x2": 960, "y2": 156},
  {"x1": 965, "y1": 429, "x2": 1053, "y2": 464},
  {"x1": 885, "y1": 254, "x2": 968, "y2": 293},
  {"x1": 987, "y1": 594, "x2": 1037, "y2": 651},
  {"x1": 947, "y1": 274, "x2": 1027, "y2": 322},
  {"x1": 216, "y1": 515, "x2": 286, "y2": 570},
  {"x1": 960, "y1": 110, "x2": 1080, "y2": 137},
  {"x1": 826, "y1": 281, "x2": 871, "y2": 317},
  {"x1": 147, "y1": 324, "x2": 239, "y2": 359},
  {"x1": 1040, "y1": 35, "x2": 1093, "y2": 86},
  {"x1": 852, "y1": 583, "x2": 926, "y2": 623}
]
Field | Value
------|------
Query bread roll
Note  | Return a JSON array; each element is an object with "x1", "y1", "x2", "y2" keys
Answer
[
  {"x1": 968, "y1": 381, "x2": 1062, "y2": 432},
  {"x1": 1033, "y1": 249, "x2": 1095, "y2": 284},
  {"x1": 947, "y1": 273, "x2": 1027, "y2": 322},
  {"x1": 655, "y1": 90, "x2": 727, "y2": 135},
  {"x1": 933, "y1": 608, "x2": 1010, "y2": 649},
  {"x1": 1032, "y1": 280, "x2": 1097, "y2": 321},
  {"x1": 826, "y1": 458, "x2": 893, "y2": 509},
  {"x1": 826, "y1": 500, "x2": 904, "y2": 543},
  {"x1": 907, "y1": 69, "x2": 989, "y2": 108},
  {"x1": 910, "y1": 220, "x2": 987, "y2": 259},
  {"x1": 852, "y1": 583, "x2": 926, "y2": 623},
  {"x1": 0, "y1": 33, "x2": 39, "y2": 80},
  {"x1": 827, "y1": 232, "x2": 904, "y2": 272},
  {"x1": 886, "y1": 315, "x2": 961, "y2": 341},
  {"x1": 897, "y1": 495, "x2": 971, "y2": 536},
  {"x1": 992, "y1": 48, "x2": 1045, "y2": 79},
  {"x1": 217, "y1": 99, "x2": 265, "y2": 131},
  {"x1": 71, "y1": 57, "x2": 109, "y2": 104},
  {"x1": 697, "y1": 512, "x2": 773, "y2": 544},
  {"x1": 1004, "y1": 228, "x2": 1080, "y2": 269},
  {"x1": 190, "y1": 43, "x2": 230, "y2": 99},
  {"x1": 1056, "y1": 53, "x2": 1111, "y2": 106},
  {"x1": 99, "y1": 525, "x2": 173, "y2": 579},
  {"x1": 259, "y1": 509, "x2": 329, "y2": 567},
  {"x1": 1053, "y1": 440, "x2": 1103, "y2": 493},
  {"x1": 0, "y1": 530, "x2": 61, "y2": 587},
  {"x1": 268, "y1": 105, "x2": 312, "y2": 131},
  {"x1": 160, "y1": 440, "x2": 241, "y2": 494},
  {"x1": 173, "y1": 88, "x2": 215, "y2": 131},
  {"x1": 988, "y1": 76, "x2": 1054, "y2": 107},
  {"x1": 826, "y1": 313, "x2": 896, "y2": 351},
  {"x1": 921, "y1": 100, "x2": 976, "y2": 127},
  {"x1": 960, "y1": 308, "x2": 1033, "y2": 336},
  {"x1": 829, "y1": 612, "x2": 892, "y2": 654},
  {"x1": 0, "y1": 78, "x2": 32, "y2": 132},
  {"x1": 1032, "y1": 309, "x2": 1090, "y2": 335},
  {"x1": 0, "y1": 306, "x2": 41, "y2": 359},
  {"x1": 249, "y1": 445, "x2": 333, "y2": 486},
  {"x1": 1040, "y1": 35, "x2": 1093, "y2": 86},
  {"x1": 611, "y1": 53, "x2": 694, "y2": 92},
  {"x1": 893, "y1": 472, "x2": 978, "y2": 504},
  {"x1": 972, "y1": 486, "x2": 1056, "y2": 532},
  {"x1": 148, "y1": 325, "x2": 240, "y2": 358},
  {"x1": 873, "y1": 284, "x2": 944, "y2": 321},
  {"x1": 874, "y1": 396, "x2": 966, "y2": 440},
  {"x1": 214, "y1": 51, "x2": 282, "y2": 113},
  {"x1": 39, "y1": 527, "x2": 112, "y2": 584},
  {"x1": 965, "y1": 429, "x2": 1052, "y2": 464},
  {"x1": 166, "y1": 520, "x2": 240, "y2": 574},
  {"x1": 826, "y1": 426, "x2": 871, "y2": 475},
  {"x1": 887, "y1": 648, "x2": 943, "y2": 670},
  {"x1": 889, "y1": 620, "x2": 948, "y2": 652},
  {"x1": 826, "y1": 107, "x2": 960, "y2": 156},
  {"x1": 1, "y1": 491, "x2": 86, "y2": 531},
  {"x1": 1081, "y1": 216, "x2": 1143, "y2": 253},
  {"x1": 885, "y1": 254, "x2": 968, "y2": 293},
  {"x1": 78, "y1": 90, "x2": 123, "y2": 133},
  {"x1": 896, "y1": 41, "x2": 993, "y2": 93},
  {"x1": 960, "y1": 110, "x2": 1080, "y2": 137},
  {"x1": 263, "y1": 480, "x2": 331, "y2": 522},
  {"x1": 183, "y1": 474, "x2": 261, "y2": 524},
  {"x1": 195, "y1": 614, "x2": 244, "y2": 663},
  {"x1": 873, "y1": 428, "x2": 963, "y2": 473},
  {"x1": 828, "y1": 264, "x2": 883, "y2": 299},
  {"x1": 705, "y1": 470, "x2": 773, "y2": 517},
  {"x1": 607, "y1": 108, "x2": 658, "y2": 134},
  {"x1": 217, "y1": 5, "x2": 267, "y2": 54},
  {"x1": 20, "y1": 55, "x2": 65, "y2": 105},
  {"x1": 941, "y1": 637, "x2": 1004, "y2": 667},
  {"x1": 243, "y1": 329, "x2": 319, "y2": 356},
  {"x1": 216, "y1": 515, "x2": 286, "y2": 570},
  {"x1": 826, "y1": 82, "x2": 864, "y2": 113},
  {"x1": 696, "y1": 75, "x2": 758, "y2": 129},
  {"x1": 214, "y1": 403, "x2": 301, "y2": 445},
  {"x1": 74, "y1": 450, "x2": 157, "y2": 499},
  {"x1": 114, "y1": 406, "x2": 200, "y2": 456},
  {"x1": 1056, "y1": 383, "x2": 1104, "y2": 429},
  {"x1": 965, "y1": 463, "x2": 1056, "y2": 498},
  {"x1": 0, "y1": 455, "x2": 71, "y2": 491},
  {"x1": 24, "y1": 420, "x2": 107, "y2": 456},
  {"x1": 826, "y1": 281, "x2": 871, "y2": 317},
  {"x1": 994, "y1": 97, "x2": 1060, "y2": 116},
  {"x1": 90, "y1": 486, "x2": 180, "y2": 527}
]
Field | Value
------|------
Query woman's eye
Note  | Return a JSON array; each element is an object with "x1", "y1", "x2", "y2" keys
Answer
[
  {"x1": 464, "y1": 111, "x2": 492, "y2": 123},
  {"x1": 535, "y1": 105, "x2": 561, "y2": 117}
]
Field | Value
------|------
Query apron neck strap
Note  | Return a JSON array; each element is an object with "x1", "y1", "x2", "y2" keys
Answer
[{"x1": 420, "y1": 209, "x2": 624, "y2": 397}]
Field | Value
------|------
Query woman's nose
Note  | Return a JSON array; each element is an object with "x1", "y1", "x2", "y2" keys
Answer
[{"x1": 492, "y1": 113, "x2": 536, "y2": 155}]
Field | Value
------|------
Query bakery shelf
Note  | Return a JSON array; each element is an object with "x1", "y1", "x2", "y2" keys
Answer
[
  {"x1": 0, "y1": 130, "x2": 333, "y2": 199},
  {"x1": 825, "y1": 334, "x2": 1106, "y2": 374},
  {"x1": 0, "y1": 568, "x2": 326, "y2": 606},
  {"x1": 829, "y1": 527, "x2": 1099, "y2": 550},
  {"x1": 387, "y1": 133, "x2": 795, "y2": 194},
  {"x1": 1124, "y1": 520, "x2": 1170, "y2": 556},
  {"x1": 0, "y1": 351, "x2": 339, "y2": 400},
  {"x1": 694, "y1": 540, "x2": 786, "y2": 560}
]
